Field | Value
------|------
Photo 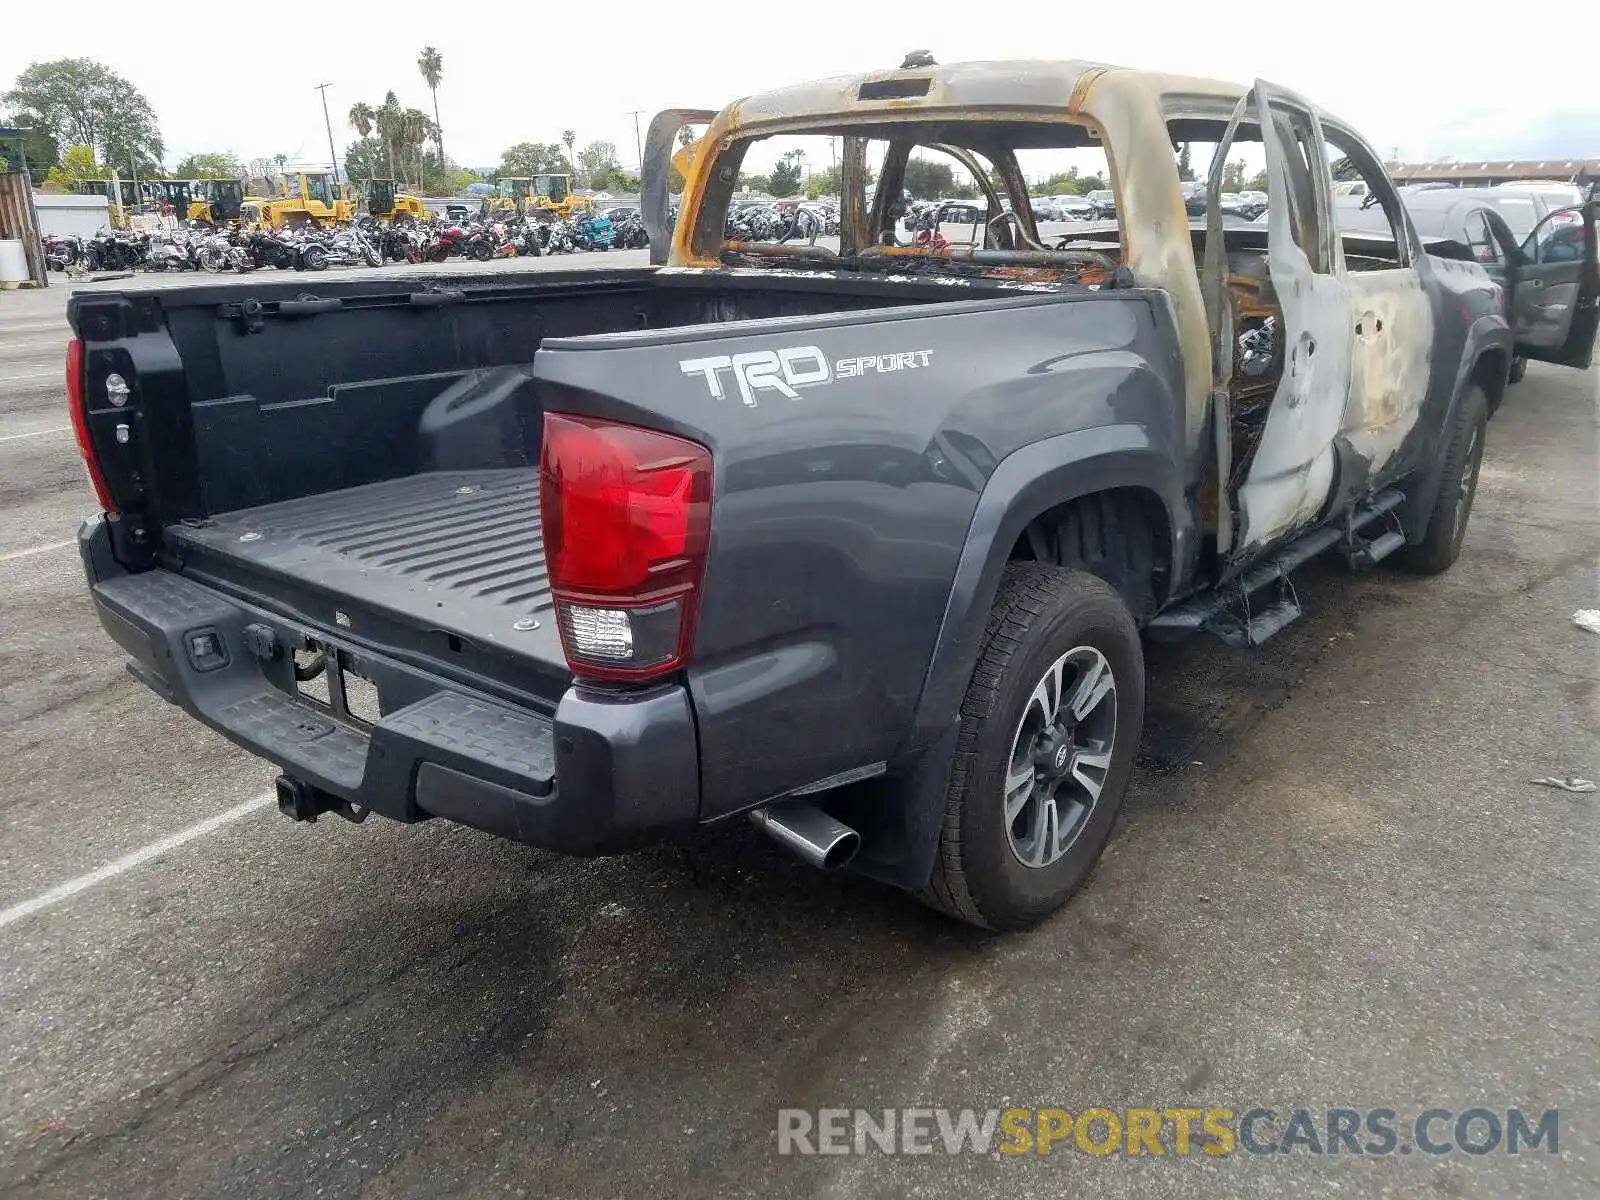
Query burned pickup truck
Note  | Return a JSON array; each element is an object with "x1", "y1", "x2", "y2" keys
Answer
[{"x1": 71, "y1": 59, "x2": 1599, "y2": 929}]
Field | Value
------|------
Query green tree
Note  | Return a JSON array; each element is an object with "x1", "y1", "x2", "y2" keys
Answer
[
  {"x1": 173, "y1": 151, "x2": 243, "y2": 179},
  {"x1": 417, "y1": 47, "x2": 444, "y2": 167},
  {"x1": 343, "y1": 138, "x2": 388, "y2": 185},
  {"x1": 398, "y1": 108, "x2": 435, "y2": 189},
  {"x1": 802, "y1": 162, "x2": 877, "y2": 200},
  {"x1": 498, "y1": 142, "x2": 570, "y2": 177},
  {"x1": 561, "y1": 130, "x2": 576, "y2": 170},
  {"x1": 902, "y1": 158, "x2": 957, "y2": 199},
  {"x1": 1222, "y1": 158, "x2": 1246, "y2": 190},
  {"x1": 576, "y1": 139, "x2": 620, "y2": 189},
  {"x1": 0, "y1": 116, "x2": 60, "y2": 184},
  {"x1": 348, "y1": 101, "x2": 375, "y2": 140},
  {"x1": 1245, "y1": 170, "x2": 1269, "y2": 192},
  {"x1": 41, "y1": 143, "x2": 98, "y2": 192},
  {"x1": 1176, "y1": 142, "x2": 1194, "y2": 182},
  {"x1": 3, "y1": 59, "x2": 162, "y2": 174},
  {"x1": 1031, "y1": 168, "x2": 1081, "y2": 196},
  {"x1": 768, "y1": 149, "x2": 805, "y2": 197},
  {"x1": 374, "y1": 92, "x2": 404, "y2": 179},
  {"x1": 348, "y1": 94, "x2": 434, "y2": 188}
]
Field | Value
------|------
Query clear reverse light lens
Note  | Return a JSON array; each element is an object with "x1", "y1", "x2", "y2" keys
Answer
[{"x1": 560, "y1": 605, "x2": 635, "y2": 662}]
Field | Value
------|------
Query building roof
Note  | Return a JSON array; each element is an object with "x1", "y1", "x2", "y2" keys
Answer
[{"x1": 1389, "y1": 159, "x2": 1600, "y2": 182}]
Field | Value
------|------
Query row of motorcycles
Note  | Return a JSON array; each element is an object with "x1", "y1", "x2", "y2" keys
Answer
[
  {"x1": 418, "y1": 209, "x2": 651, "y2": 261},
  {"x1": 724, "y1": 202, "x2": 839, "y2": 243},
  {"x1": 42, "y1": 209, "x2": 654, "y2": 276}
]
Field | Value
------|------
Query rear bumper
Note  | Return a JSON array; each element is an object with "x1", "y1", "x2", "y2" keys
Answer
[{"x1": 80, "y1": 519, "x2": 699, "y2": 854}]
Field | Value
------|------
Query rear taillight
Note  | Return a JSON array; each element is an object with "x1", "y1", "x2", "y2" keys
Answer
[
  {"x1": 539, "y1": 413, "x2": 712, "y2": 682},
  {"x1": 65, "y1": 338, "x2": 117, "y2": 513}
]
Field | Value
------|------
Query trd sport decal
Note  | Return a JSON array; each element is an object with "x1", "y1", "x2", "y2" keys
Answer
[{"x1": 679, "y1": 346, "x2": 934, "y2": 406}]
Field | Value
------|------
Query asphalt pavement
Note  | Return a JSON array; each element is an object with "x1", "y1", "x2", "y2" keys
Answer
[{"x1": 0, "y1": 257, "x2": 1596, "y2": 1200}]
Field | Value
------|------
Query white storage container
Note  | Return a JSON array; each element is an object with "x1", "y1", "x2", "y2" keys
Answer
[{"x1": 0, "y1": 238, "x2": 28, "y2": 288}]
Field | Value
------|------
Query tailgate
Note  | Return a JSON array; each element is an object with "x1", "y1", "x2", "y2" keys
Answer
[{"x1": 165, "y1": 470, "x2": 568, "y2": 682}]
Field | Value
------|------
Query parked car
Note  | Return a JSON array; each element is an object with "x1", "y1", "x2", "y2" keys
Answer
[
  {"x1": 1218, "y1": 192, "x2": 1248, "y2": 217},
  {"x1": 1086, "y1": 188, "x2": 1116, "y2": 218},
  {"x1": 1052, "y1": 194, "x2": 1094, "y2": 221},
  {"x1": 1180, "y1": 180, "x2": 1207, "y2": 215},
  {"x1": 1336, "y1": 185, "x2": 1595, "y2": 383},
  {"x1": 1236, "y1": 190, "x2": 1268, "y2": 219},
  {"x1": 70, "y1": 59, "x2": 1599, "y2": 930}
]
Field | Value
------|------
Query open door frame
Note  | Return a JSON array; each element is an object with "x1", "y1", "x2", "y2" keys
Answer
[
  {"x1": 1513, "y1": 201, "x2": 1599, "y2": 370},
  {"x1": 1203, "y1": 82, "x2": 1354, "y2": 567}
]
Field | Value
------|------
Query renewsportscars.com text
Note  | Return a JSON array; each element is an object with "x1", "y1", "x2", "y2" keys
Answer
[{"x1": 776, "y1": 1106, "x2": 1559, "y2": 1157}]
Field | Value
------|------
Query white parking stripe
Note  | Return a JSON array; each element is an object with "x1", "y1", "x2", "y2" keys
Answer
[
  {"x1": 0, "y1": 793, "x2": 275, "y2": 931},
  {"x1": 0, "y1": 539, "x2": 76, "y2": 563},
  {"x1": 0, "y1": 425, "x2": 70, "y2": 443},
  {"x1": 0, "y1": 370, "x2": 62, "y2": 383}
]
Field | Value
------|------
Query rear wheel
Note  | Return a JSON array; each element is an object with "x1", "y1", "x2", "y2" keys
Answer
[
  {"x1": 1397, "y1": 384, "x2": 1488, "y2": 575},
  {"x1": 920, "y1": 564, "x2": 1144, "y2": 930}
]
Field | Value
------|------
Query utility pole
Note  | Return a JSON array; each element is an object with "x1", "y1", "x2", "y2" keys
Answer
[
  {"x1": 628, "y1": 110, "x2": 645, "y2": 173},
  {"x1": 315, "y1": 83, "x2": 340, "y2": 183}
]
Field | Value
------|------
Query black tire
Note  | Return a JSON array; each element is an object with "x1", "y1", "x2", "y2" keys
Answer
[
  {"x1": 920, "y1": 563, "x2": 1145, "y2": 930},
  {"x1": 1507, "y1": 356, "x2": 1527, "y2": 385},
  {"x1": 1397, "y1": 384, "x2": 1488, "y2": 575},
  {"x1": 469, "y1": 240, "x2": 493, "y2": 262}
]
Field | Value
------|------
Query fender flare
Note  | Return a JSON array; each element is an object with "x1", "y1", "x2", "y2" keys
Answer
[
  {"x1": 847, "y1": 427, "x2": 1191, "y2": 893},
  {"x1": 1403, "y1": 314, "x2": 1510, "y2": 543}
]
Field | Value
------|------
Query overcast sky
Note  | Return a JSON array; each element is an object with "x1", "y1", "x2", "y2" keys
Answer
[{"x1": 5, "y1": 4, "x2": 1597, "y2": 175}]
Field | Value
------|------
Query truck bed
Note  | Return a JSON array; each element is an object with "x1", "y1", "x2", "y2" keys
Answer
[{"x1": 167, "y1": 469, "x2": 563, "y2": 668}]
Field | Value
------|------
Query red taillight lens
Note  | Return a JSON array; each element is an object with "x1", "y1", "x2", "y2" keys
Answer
[
  {"x1": 65, "y1": 338, "x2": 117, "y2": 513},
  {"x1": 539, "y1": 413, "x2": 712, "y2": 681}
]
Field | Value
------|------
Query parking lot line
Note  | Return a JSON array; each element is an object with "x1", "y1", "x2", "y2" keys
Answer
[
  {"x1": 0, "y1": 370, "x2": 62, "y2": 383},
  {"x1": 0, "y1": 539, "x2": 76, "y2": 563},
  {"x1": 0, "y1": 792, "x2": 274, "y2": 931},
  {"x1": 0, "y1": 425, "x2": 70, "y2": 443}
]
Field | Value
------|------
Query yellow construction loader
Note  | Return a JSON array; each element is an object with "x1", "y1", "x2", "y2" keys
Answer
[{"x1": 490, "y1": 174, "x2": 591, "y2": 218}]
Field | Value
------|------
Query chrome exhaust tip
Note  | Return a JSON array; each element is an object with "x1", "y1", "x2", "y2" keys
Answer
[{"x1": 748, "y1": 802, "x2": 861, "y2": 872}]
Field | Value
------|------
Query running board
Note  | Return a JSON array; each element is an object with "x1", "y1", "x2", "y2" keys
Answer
[{"x1": 1148, "y1": 489, "x2": 1406, "y2": 646}]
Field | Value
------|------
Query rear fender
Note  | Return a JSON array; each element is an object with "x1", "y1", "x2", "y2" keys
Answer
[
  {"x1": 849, "y1": 430, "x2": 1191, "y2": 891},
  {"x1": 1399, "y1": 313, "x2": 1509, "y2": 543}
]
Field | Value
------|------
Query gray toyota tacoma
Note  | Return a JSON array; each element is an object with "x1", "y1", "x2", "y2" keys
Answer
[{"x1": 69, "y1": 60, "x2": 1599, "y2": 928}]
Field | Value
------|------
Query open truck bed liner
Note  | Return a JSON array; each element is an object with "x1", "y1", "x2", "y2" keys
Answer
[{"x1": 167, "y1": 470, "x2": 564, "y2": 667}]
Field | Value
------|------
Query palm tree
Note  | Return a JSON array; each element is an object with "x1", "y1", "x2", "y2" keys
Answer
[
  {"x1": 417, "y1": 47, "x2": 444, "y2": 168},
  {"x1": 562, "y1": 130, "x2": 576, "y2": 173},
  {"x1": 348, "y1": 102, "x2": 375, "y2": 140},
  {"x1": 677, "y1": 125, "x2": 695, "y2": 149},
  {"x1": 399, "y1": 109, "x2": 433, "y2": 189},
  {"x1": 374, "y1": 91, "x2": 404, "y2": 180}
]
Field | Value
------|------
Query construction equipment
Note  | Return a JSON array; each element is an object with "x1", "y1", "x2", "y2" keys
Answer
[
  {"x1": 188, "y1": 179, "x2": 245, "y2": 225},
  {"x1": 491, "y1": 174, "x2": 591, "y2": 218},
  {"x1": 145, "y1": 179, "x2": 194, "y2": 221},
  {"x1": 245, "y1": 169, "x2": 359, "y2": 227},
  {"x1": 362, "y1": 178, "x2": 427, "y2": 222}
]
